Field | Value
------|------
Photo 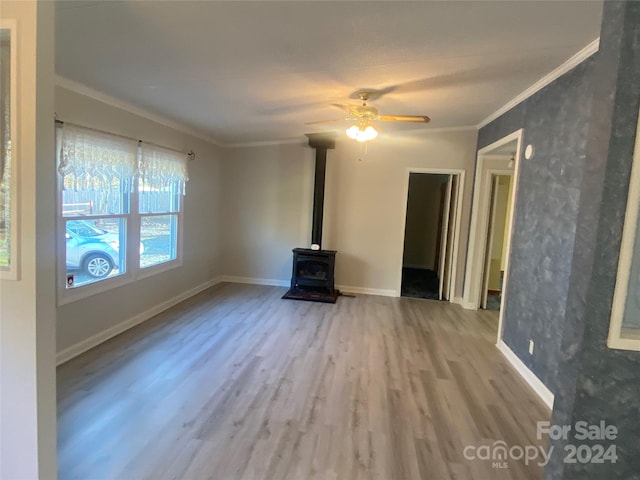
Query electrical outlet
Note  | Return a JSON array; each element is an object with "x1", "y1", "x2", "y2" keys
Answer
[{"x1": 529, "y1": 340, "x2": 534, "y2": 355}]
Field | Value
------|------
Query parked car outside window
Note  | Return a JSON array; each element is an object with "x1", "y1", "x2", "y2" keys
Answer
[
  {"x1": 66, "y1": 220, "x2": 120, "y2": 279},
  {"x1": 66, "y1": 220, "x2": 144, "y2": 279}
]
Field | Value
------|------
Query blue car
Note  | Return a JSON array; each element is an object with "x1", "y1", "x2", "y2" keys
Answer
[{"x1": 66, "y1": 220, "x2": 121, "y2": 278}]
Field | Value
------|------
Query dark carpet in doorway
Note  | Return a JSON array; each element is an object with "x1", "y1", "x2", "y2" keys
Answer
[{"x1": 401, "y1": 267, "x2": 440, "y2": 300}]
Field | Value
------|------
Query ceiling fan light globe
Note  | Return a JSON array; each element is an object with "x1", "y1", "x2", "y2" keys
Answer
[
  {"x1": 346, "y1": 125, "x2": 360, "y2": 140},
  {"x1": 364, "y1": 125, "x2": 378, "y2": 140},
  {"x1": 346, "y1": 124, "x2": 378, "y2": 142}
]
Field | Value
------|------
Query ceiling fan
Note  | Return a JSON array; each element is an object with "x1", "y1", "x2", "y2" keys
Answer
[{"x1": 306, "y1": 91, "x2": 430, "y2": 142}]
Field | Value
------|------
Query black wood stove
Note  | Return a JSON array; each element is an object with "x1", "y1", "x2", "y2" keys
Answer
[
  {"x1": 290, "y1": 248, "x2": 336, "y2": 291},
  {"x1": 282, "y1": 133, "x2": 339, "y2": 303}
]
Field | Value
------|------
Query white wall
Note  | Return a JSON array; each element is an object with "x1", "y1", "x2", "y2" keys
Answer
[
  {"x1": 55, "y1": 86, "x2": 223, "y2": 354},
  {"x1": 488, "y1": 175, "x2": 511, "y2": 291},
  {"x1": 0, "y1": 2, "x2": 57, "y2": 478},
  {"x1": 221, "y1": 143, "x2": 315, "y2": 283},
  {"x1": 221, "y1": 130, "x2": 478, "y2": 298}
]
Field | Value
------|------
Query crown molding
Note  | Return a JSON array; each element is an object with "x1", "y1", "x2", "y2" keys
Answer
[
  {"x1": 477, "y1": 37, "x2": 600, "y2": 129},
  {"x1": 391, "y1": 125, "x2": 478, "y2": 136},
  {"x1": 55, "y1": 75, "x2": 221, "y2": 145},
  {"x1": 221, "y1": 137, "x2": 307, "y2": 148}
]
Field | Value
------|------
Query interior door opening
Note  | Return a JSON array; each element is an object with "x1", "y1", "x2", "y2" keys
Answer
[
  {"x1": 401, "y1": 172, "x2": 460, "y2": 301},
  {"x1": 481, "y1": 174, "x2": 514, "y2": 310}
]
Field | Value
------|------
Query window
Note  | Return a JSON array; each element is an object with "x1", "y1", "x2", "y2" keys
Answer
[
  {"x1": 0, "y1": 22, "x2": 17, "y2": 279},
  {"x1": 57, "y1": 123, "x2": 188, "y2": 300},
  {"x1": 138, "y1": 144, "x2": 185, "y2": 269},
  {"x1": 58, "y1": 125, "x2": 136, "y2": 289},
  {"x1": 608, "y1": 106, "x2": 640, "y2": 351}
]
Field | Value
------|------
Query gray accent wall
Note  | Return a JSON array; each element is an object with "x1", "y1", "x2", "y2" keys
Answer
[
  {"x1": 478, "y1": 2, "x2": 640, "y2": 478},
  {"x1": 554, "y1": 2, "x2": 640, "y2": 479},
  {"x1": 477, "y1": 56, "x2": 597, "y2": 395}
]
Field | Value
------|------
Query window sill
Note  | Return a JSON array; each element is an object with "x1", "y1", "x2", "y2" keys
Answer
[
  {"x1": 58, "y1": 271, "x2": 134, "y2": 306},
  {"x1": 57, "y1": 259, "x2": 183, "y2": 306},
  {"x1": 137, "y1": 258, "x2": 183, "y2": 280}
]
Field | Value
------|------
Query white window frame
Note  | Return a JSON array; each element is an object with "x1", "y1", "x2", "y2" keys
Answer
[
  {"x1": 56, "y1": 127, "x2": 186, "y2": 306},
  {"x1": 136, "y1": 228, "x2": 184, "y2": 279},
  {"x1": 608, "y1": 106, "x2": 640, "y2": 351},
  {"x1": 0, "y1": 20, "x2": 18, "y2": 280}
]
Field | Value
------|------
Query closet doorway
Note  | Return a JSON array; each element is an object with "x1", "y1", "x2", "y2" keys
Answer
[{"x1": 399, "y1": 170, "x2": 463, "y2": 301}]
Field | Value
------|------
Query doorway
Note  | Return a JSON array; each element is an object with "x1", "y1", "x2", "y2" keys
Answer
[
  {"x1": 462, "y1": 129, "x2": 522, "y2": 342},
  {"x1": 481, "y1": 174, "x2": 514, "y2": 310},
  {"x1": 400, "y1": 171, "x2": 462, "y2": 301}
]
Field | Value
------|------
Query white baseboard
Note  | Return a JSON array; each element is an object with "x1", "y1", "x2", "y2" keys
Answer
[
  {"x1": 56, "y1": 277, "x2": 222, "y2": 365},
  {"x1": 220, "y1": 276, "x2": 398, "y2": 298},
  {"x1": 461, "y1": 300, "x2": 478, "y2": 310},
  {"x1": 497, "y1": 340, "x2": 554, "y2": 409},
  {"x1": 220, "y1": 275, "x2": 289, "y2": 287},
  {"x1": 336, "y1": 284, "x2": 398, "y2": 297}
]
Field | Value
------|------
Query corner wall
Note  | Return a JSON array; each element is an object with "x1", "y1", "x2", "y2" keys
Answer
[
  {"x1": 0, "y1": 2, "x2": 57, "y2": 477},
  {"x1": 221, "y1": 130, "x2": 478, "y2": 298},
  {"x1": 220, "y1": 143, "x2": 315, "y2": 284}
]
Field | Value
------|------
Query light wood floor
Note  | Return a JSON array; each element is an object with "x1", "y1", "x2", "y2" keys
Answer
[{"x1": 58, "y1": 283, "x2": 551, "y2": 480}]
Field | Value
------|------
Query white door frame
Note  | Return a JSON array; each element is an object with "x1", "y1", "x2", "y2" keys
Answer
[
  {"x1": 397, "y1": 168, "x2": 466, "y2": 300},
  {"x1": 438, "y1": 176, "x2": 453, "y2": 300},
  {"x1": 443, "y1": 175, "x2": 459, "y2": 301},
  {"x1": 462, "y1": 129, "x2": 523, "y2": 342}
]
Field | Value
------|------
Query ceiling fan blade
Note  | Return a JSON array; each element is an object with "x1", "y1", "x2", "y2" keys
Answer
[
  {"x1": 378, "y1": 114, "x2": 430, "y2": 123},
  {"x1": 332, "y1": 104, "x2": 358, "y2": 115},
  {"x1": 304, "y1": 118, "x2": 346, "y2": 125}
]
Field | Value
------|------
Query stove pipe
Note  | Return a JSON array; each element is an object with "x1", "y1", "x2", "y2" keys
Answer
[{"x1": 305, "y1": 133, "x2": 336, "y2": 249}]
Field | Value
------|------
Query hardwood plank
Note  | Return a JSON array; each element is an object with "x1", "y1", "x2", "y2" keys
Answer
[{"x1": 58, "y1": 283, "x2": 550, "y2": 480}]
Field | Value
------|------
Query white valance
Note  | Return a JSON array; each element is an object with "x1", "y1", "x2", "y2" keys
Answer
[
  {"x1": 139, "y1": 144, "x2": 189, "y2": 194},
  {"x1": 58, "y1": 124, "x2": 138, "y2": 192}
]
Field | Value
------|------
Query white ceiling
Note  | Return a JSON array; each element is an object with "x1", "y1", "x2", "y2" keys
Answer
[{"x1": 55, "y1": 1, "x2": 603, "y2": 145}]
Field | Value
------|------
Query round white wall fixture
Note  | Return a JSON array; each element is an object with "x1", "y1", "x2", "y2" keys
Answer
[{"x1": 524, "y1": 144, "x2": 535, "y2": 160}]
